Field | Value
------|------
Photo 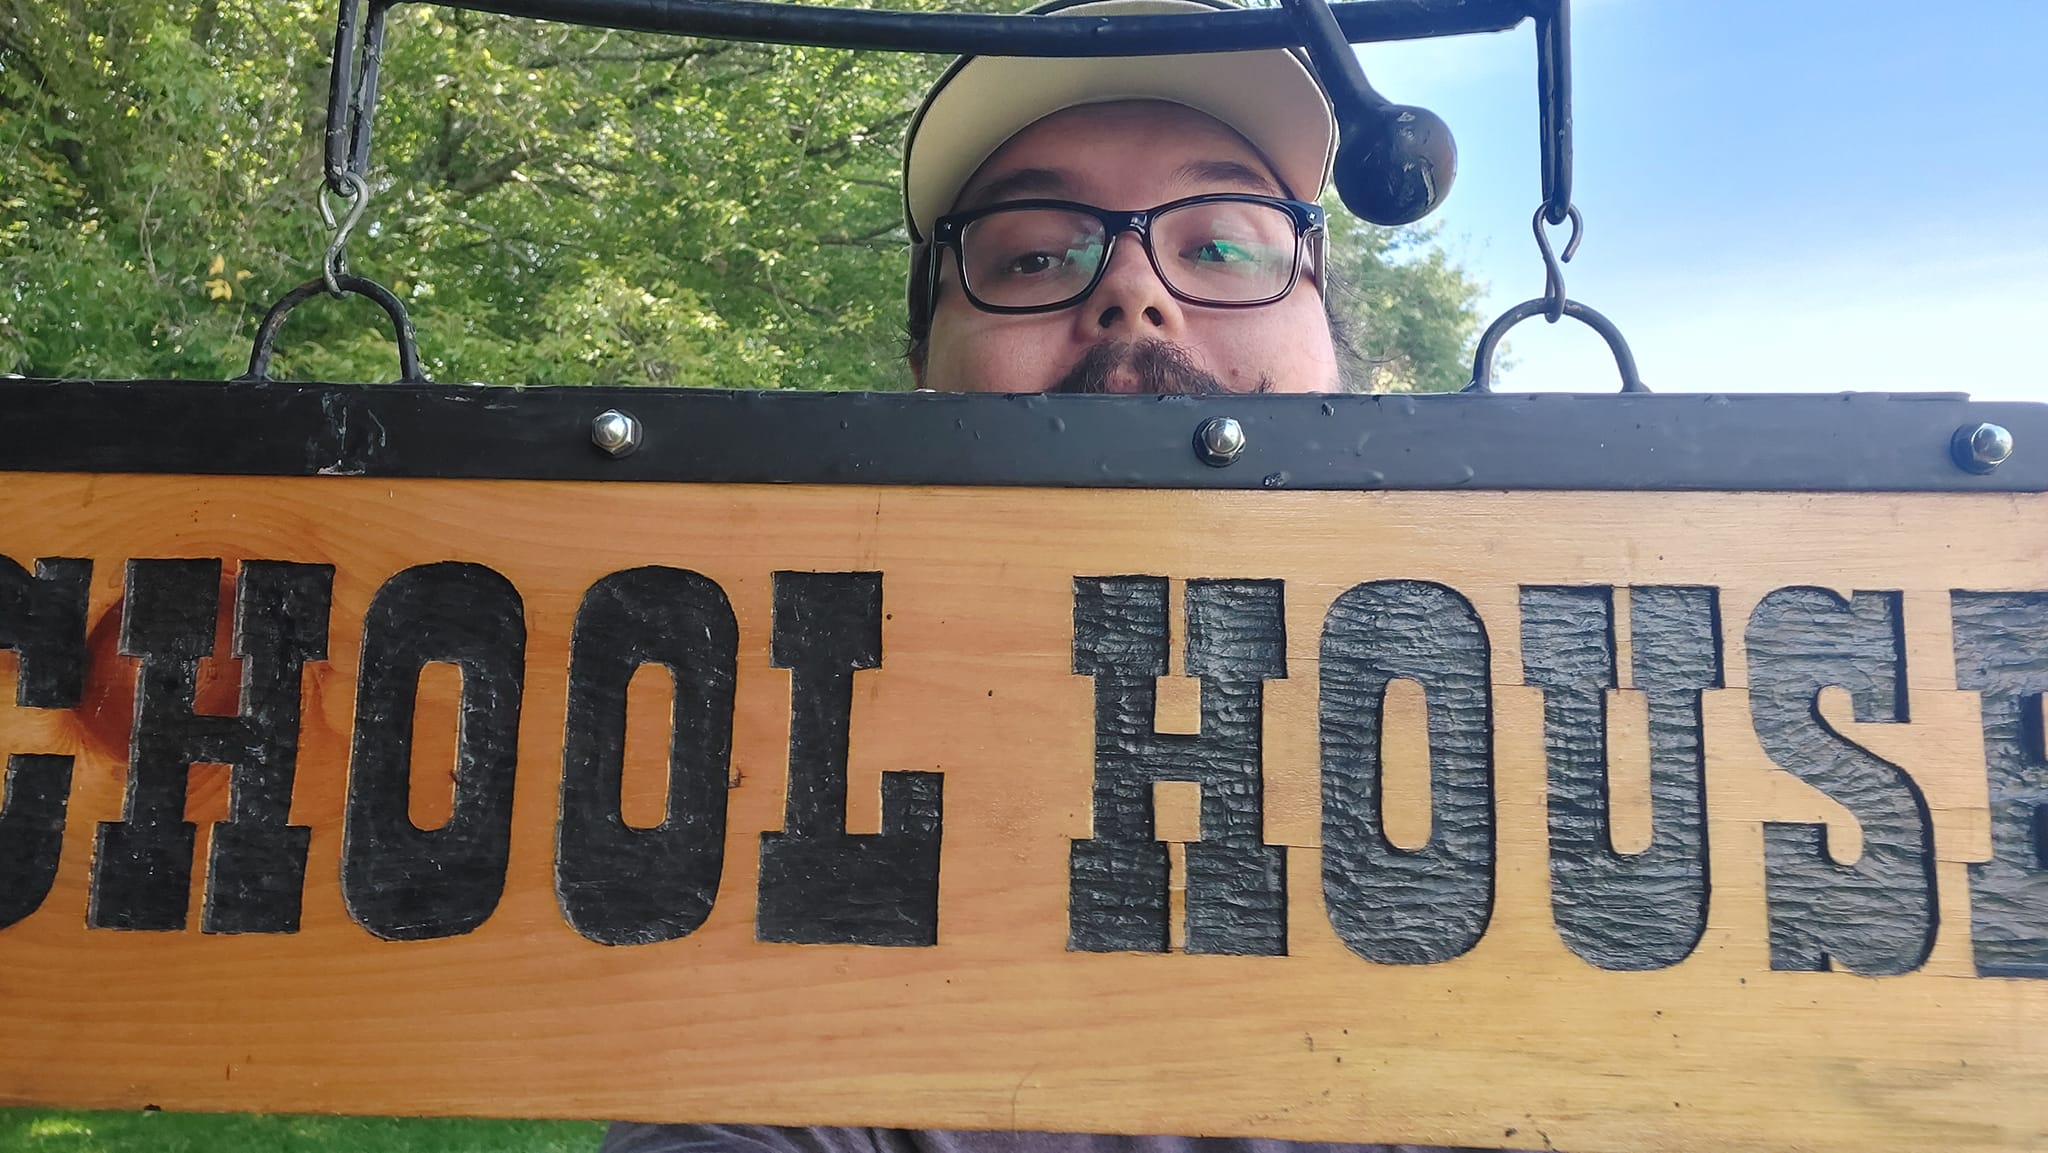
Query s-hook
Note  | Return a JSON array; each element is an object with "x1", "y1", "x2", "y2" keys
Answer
[
  {"x1": 1466, "y1": 203, "x2": 1647, "y2": 393},
  {"x1": 320, "y1": 171, "x2": 370, "y2": 298}
]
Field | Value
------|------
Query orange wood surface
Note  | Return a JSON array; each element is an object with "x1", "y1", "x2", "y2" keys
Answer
[{"x1": 0, "y1": 473, "x2": 2044, "y2": 1153}]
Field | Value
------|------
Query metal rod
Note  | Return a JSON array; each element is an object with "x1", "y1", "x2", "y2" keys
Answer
[
  {"x1": 1279, "y1": 0, "x2": 1397, "y2": 106},
  {"x1": 1534, "y1": 0, "x2": 1571, "y2": 224},
  {"x1": 324, "y1": 0, "x2": 363, "y2": 191},
  {"x1": 405, "y1": 0, "x2": 1535, "y2": 56},
  {"x1": 1282, "y1": 0, "x2": 1459, "y2": 224},
  {"x1": 324, "y1": 0, "x2": 392, "y2": 191},
  {"x1": 347, "y1": 1, "x2": 392, "y2": 184}
]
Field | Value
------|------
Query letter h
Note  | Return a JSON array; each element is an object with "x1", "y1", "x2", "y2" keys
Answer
[
  {"x1": 91, "y1": 559, "x2": 332, "y2": 933},
  {"x1": 1069, "y1": 577, "x2": 1287, "y2": 954}
]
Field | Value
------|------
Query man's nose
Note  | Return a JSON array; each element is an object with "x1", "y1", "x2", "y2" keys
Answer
[{"x1": 1081, "y1": 231, "x2": 1186, "y2": 338}]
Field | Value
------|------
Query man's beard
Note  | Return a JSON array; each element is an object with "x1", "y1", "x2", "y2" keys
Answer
[{"x1": 1048, "y1": 339, "x2": 1276, "y2": 395}]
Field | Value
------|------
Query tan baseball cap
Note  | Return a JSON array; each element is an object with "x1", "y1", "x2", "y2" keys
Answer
[{"x1": 901, "y1": 0, "x2": 1338, "y2": 243}]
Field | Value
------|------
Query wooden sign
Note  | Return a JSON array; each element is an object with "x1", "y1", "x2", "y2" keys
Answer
[{"x1": 4, "y1": 382, "x2": 2048, "y2": 1153}]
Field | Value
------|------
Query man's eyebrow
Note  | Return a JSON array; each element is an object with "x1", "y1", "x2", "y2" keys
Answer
[
  {"x1": 957, "y1": 167, "x2": 1073, "y2": 210},
  {"x1": 1173, "y1": 159, "x2": 1285, "y2": 196}
]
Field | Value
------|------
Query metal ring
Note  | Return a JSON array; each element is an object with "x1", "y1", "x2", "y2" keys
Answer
[
  {"x1": 1464, "y1": 295, "x2": 1647, "y2": 394},
  {"x1": 238, "y1": 273, "x2": 426, "y2": 384}
]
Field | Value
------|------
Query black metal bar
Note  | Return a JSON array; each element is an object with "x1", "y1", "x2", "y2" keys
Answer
[
  {"x1": 324, "y1": 0, "x2": 363, "y2": 191},
  {"x1": 348, "y1": 1, "x2": 393, "y2": 183},
  {"x1": 323, "y1": 0, "x2": 391, "y2": 191},
  {"x1": 4, "y1": 380, "x2": 2041, "y2": 494},
  {"x1": 407, "y1": 0, "x2": 1536, "y2": 56},
  {"x1": 1534, "y1": 0, "x2": 1571, "y2": 224},
  {"x1": 1282, "y1": 0, "x2": 1397, "y2": 104},
  {"x1": 1281, "y1": 0, "x2": 1459, "y2": 225}
]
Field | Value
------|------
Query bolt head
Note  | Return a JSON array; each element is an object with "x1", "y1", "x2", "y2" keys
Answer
[
  {"x1": 591, "y1": 409, "x2": 642, "y2": 458},
  {"x1": 1953, "y1": 421, "x2": 2013, "y2": 473},
  {"x1": 1196, "y1": 416, "x2": 1246, "y2": 466}
]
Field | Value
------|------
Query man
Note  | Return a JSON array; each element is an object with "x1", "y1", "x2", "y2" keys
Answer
[
  {"x1": 903, "y1": 0, "x2": 1344, "y2": 396},
  {"x1": 604, "y1": 2, "x2": 1503, "y2": 1150}
]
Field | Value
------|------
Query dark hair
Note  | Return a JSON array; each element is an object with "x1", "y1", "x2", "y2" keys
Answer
[{"x1": 904, "y1": 240, "x2": 938, "y2": 375}]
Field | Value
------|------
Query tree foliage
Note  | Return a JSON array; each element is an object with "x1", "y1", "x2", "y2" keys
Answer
[
  {"x1": 1326, "y1": 213, "x2": 1483, "y2": 393},
  {"x1": 2, "y1": 0, "x2": 1481, "y2": 391}
]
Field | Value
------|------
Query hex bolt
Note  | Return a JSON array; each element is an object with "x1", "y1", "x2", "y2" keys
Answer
[
  {"x1": 591, "y1": 409, "x2": 643, "y2": 458},
  {"x1": 1952, "y1": 422, "x2": 2014, "y2": 474},
  {"x1": 1196, "y1": 416, "x2": 1246, "y2": 467}
]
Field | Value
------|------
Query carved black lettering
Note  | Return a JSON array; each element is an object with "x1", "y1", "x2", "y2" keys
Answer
[
  {"x1": 1750, "y1": 588, "x2": 1935, "y2": 974},
  {"x1": 1068, "y1": 577, "x2": 1288, "y2": 955},
  {"x1": 0, "y1": 756, "x2": 72, "y2": 931},
  {"x1": 342, "y1": 563, "x2": 524, "y2": 941},
  {"x1": 0, "y1": 555, "x2": 90, "y2": 930},
  {"x1": 89, "y1": 559, "x2": 332, "y2": 933},
  {"x1": 557, "y1": 567, "x2": 738, "y2": 946},
  {"x1": 1321, "y1": 581, "x2": 1494, "y2": 965},
  {"x1": 757, "y1": 572, "x2": 941, "y2": 946},
  {"x1": 1521, "y1": 586, "x2": 1720, "y2": 970},
  {"x1": 1951, "y1": 591, "x2": 2048, "y2": 977},
  {"x1": 0, "y1": 555, "x2": 91, "y2": 708}
]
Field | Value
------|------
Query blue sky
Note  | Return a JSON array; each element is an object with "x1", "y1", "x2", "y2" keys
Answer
[{"x1": 1352, "y1": 0, "x2": 2048, "y2": 398}]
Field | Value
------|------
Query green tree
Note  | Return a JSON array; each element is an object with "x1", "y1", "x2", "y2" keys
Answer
[
  {"x1": 3, "y1": 0, "x2": 1480, "y2": 391},
  {"x1": 1325, "y1": 211, "x2": 1483, "y2": 393}
]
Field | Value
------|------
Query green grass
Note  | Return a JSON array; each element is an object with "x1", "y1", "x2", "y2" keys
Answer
[{"x1": 0, "y1": 1110, "x2": 604, "y2": 1153}]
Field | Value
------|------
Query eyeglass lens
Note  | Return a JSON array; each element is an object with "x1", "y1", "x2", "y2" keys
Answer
[{"x1": 959, "y1": 201, "x2": 1299, "y2": 310}]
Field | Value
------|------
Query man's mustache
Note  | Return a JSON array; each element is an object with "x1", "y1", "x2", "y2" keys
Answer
[{"x1": 1048, "y1": 340, "x2": 1276, "y2": 395}]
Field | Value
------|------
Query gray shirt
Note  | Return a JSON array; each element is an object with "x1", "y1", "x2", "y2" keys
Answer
[{"x1": 598, "y1": 1124, "x2": 1524, "y2": 1153}]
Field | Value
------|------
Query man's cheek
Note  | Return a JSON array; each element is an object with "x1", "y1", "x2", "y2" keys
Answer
[{"x1": 985, "y1": 334, "x2": 1062, "y2": 394}]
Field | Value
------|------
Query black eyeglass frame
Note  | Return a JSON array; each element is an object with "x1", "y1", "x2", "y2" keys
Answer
[{"x1": 925, "y1": 193, "x2": 1328, "y2": 320}]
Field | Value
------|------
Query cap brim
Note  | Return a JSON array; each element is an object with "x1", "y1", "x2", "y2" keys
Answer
[{"x1": 903, "y1": 0, "x2": 1336, "y2": 242}]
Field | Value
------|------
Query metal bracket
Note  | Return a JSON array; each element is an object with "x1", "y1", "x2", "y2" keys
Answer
[{"x1": 240, "y1": 275, "x2": 427, "y2": 384}]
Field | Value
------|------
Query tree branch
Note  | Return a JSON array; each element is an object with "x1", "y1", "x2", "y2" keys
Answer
[
  {"x1": 816, "y1": 221, "x2": 904, "y2": 247},
  {"x1": 802, "y1": 109, "x2": 915, "y2": 160},
  {"x1": 522, "y1": 43, "x2": 729, "y2": 69},
  {"x1": 446, "y1": 146, "x2": 538, "y2": 200}
]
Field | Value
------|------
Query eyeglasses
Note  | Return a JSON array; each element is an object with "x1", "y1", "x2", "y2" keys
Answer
[{"x1": 927, "y1": 194, "x2": 1326, "y2": 316}]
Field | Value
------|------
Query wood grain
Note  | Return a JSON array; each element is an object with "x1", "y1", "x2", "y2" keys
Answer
[{"x1": 2, "y1": 474, "x2": 2046, "y2": 1153}]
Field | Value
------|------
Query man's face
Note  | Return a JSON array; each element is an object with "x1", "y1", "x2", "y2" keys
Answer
[{"x1": 916, "y1": 101, "x2": 1340, "y2": 395}]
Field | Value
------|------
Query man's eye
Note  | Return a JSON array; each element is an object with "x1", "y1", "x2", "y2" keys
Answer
[
  {"x1": 1185, "y1": 238, "x2": 1261, "y2": 264},
  {"x1": 993, "y1": 242, "x2": 1099, "y2": 279},
  {"x1": 1001, "y1": 251, "x2": 1064, "y2": 276}
]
